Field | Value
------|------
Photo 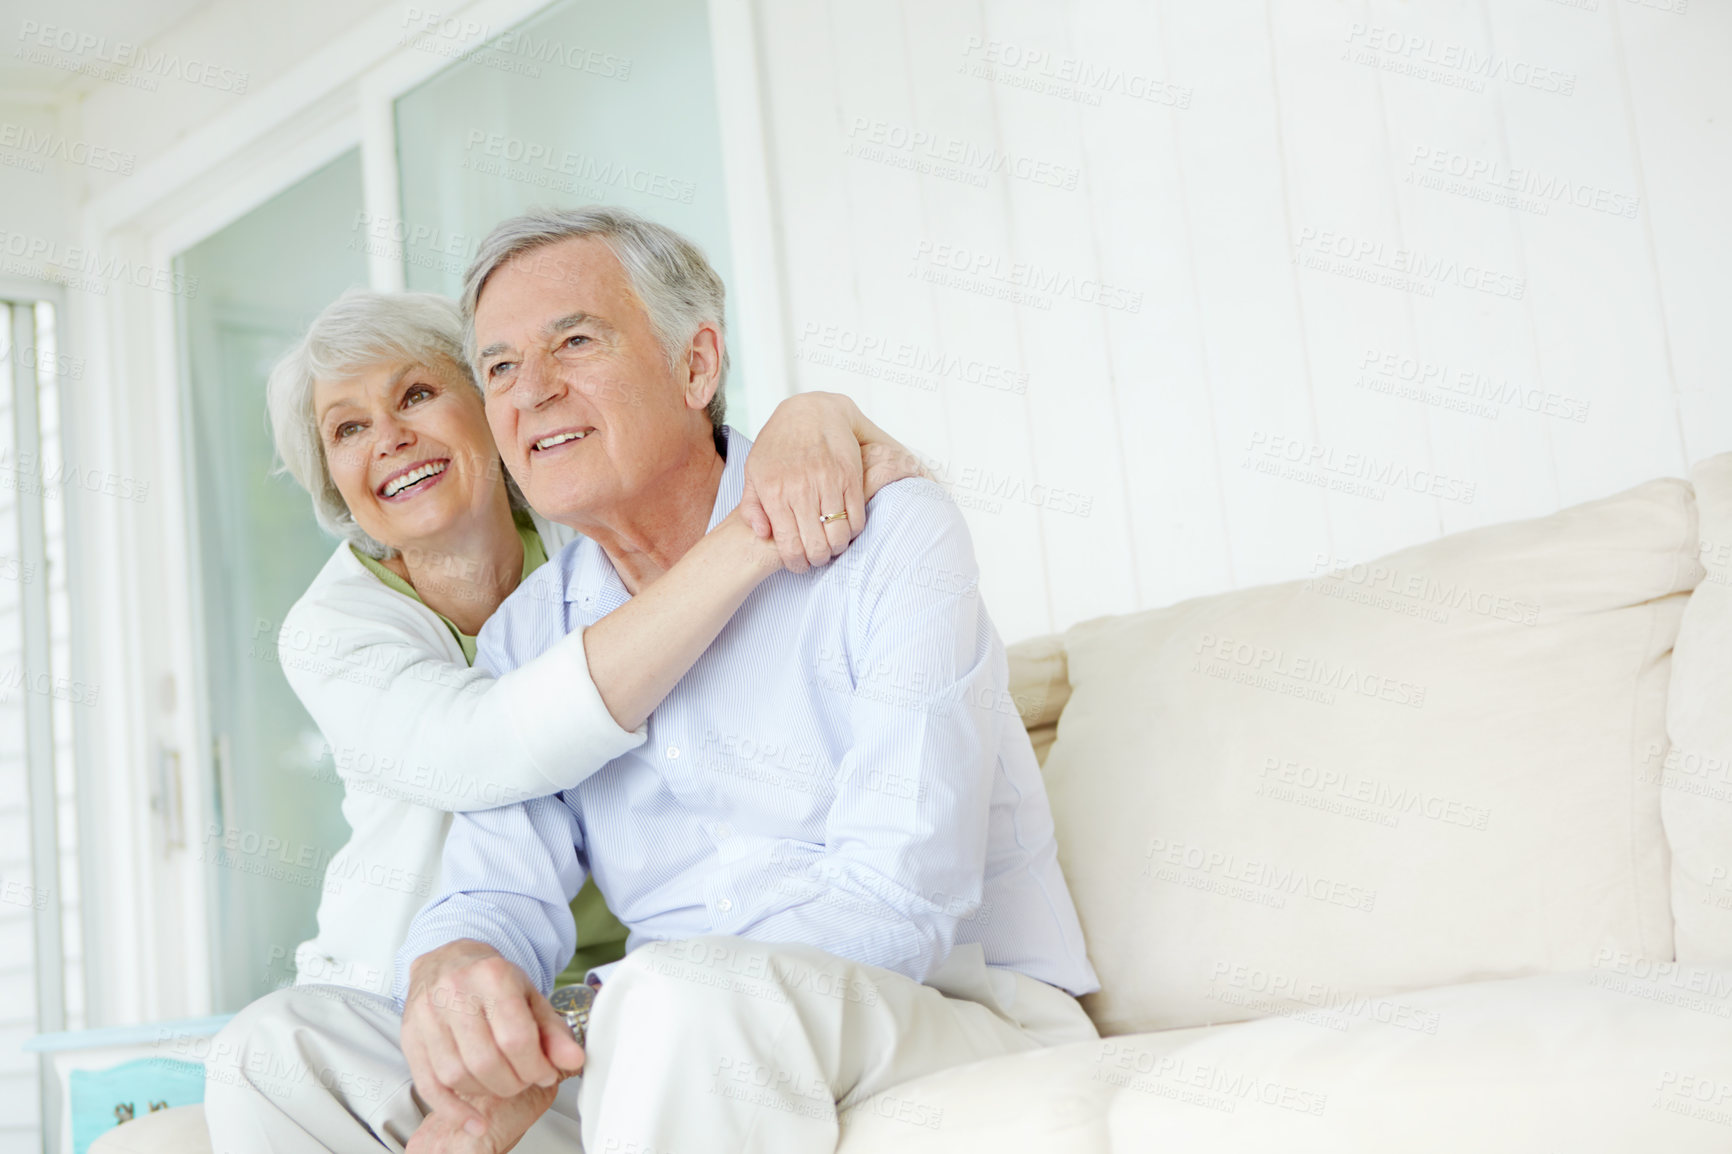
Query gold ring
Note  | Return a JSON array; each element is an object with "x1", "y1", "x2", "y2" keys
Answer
[{"x1": 819, "y1": 510, "x2": 847, "y2": 524}]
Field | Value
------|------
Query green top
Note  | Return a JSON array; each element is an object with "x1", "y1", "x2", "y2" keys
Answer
[
  {"x1": 351, "y1": 519, "x2": 552, "y2": 663},
  {"x1": 350, "y1": 515, "x2": 631, "y2": 981}
]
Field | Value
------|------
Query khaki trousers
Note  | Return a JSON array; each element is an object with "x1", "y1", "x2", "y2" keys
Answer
[{"x1": 204, "y1": 936, "x2": 1096, "y2": 1154}]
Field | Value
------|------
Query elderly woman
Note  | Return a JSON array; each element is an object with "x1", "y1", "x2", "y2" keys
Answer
[{"x1": 264, "y1": 289, "x2": 916, "y2": 1000}]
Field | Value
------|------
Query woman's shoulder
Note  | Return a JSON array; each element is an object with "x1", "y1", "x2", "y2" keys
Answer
[{"x1": 281, "y1": 542, "x2": 455, "y2": 655}]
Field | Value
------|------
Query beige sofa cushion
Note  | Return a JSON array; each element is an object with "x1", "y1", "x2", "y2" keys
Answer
[
  {"x1": 1040, "y1": 477, "x2": 1701, "y2": 1036},
  {"x1": 1666, "y1": 453, "x2": 1732, "y2": 962},
  {"x1": 838, "y1": 968, "x2": 1732, "y2": 1153},
  {"x1": 1007, "y1": 632, "x2": 1070, "y2": 767}
]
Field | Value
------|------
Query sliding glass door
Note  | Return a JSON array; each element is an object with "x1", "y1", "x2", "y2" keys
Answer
[
  {"x1": 394, "y1": 0, "x2": 743, "y2": 418},
  {"x1": 177, "y1": 151, "x2": 367, "y2": 1011}
]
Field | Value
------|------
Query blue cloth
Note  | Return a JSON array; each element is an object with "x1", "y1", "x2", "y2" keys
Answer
[
  {"x1": 395, "y1": 427, "x2": 1098, "y2": 1000},
  {"x1": 71, "y1": 1058, "x2": 204, "y2": 1154}
]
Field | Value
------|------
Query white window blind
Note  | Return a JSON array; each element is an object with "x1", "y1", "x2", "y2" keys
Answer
[{"x1": 0, "y1": 299, "x2": 85, "y2": 1154}]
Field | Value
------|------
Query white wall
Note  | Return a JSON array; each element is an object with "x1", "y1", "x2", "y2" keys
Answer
[{"x1": 755, "y1": 0, "x2": 1730, "y2": 644}]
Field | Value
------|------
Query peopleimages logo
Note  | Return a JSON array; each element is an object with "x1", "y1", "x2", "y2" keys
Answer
[
  {"x1": 1406, "y1": 145, "x2": 1640, "y2": 220},
  {"x1": 462, "y1": 130, "x2": 696, "y2": 204},
  {"x1": 399, "y1": 8, "x2": 632, "y2": 80},
  {"x1": 1192, "y1": 631, "x2": 1428, "y2": 709},
  {"x1": 1206, "y1": 960, "x2": 1442, "y2": 1035},
  {"x1": 15, "y1": 20, "x2": 250, "y2": 93},
  {"x1": 1242, "y1": 431, "x2": 1478, "y2": 506},
  {"x1": 0, "y1": 228, "x2": 197, "y2": 298},
  {"x1": 909, "y1": 240, "x2": 1143, "y2": 313},
  {"x1": 1356, "y1": 347, "x2": 1590, "y2": 425},
  {"x1": 845, "y1": 116, "x2": 1081, "y2": 191},
  {"x1": 0, "y1": 123, "x2": 134, "y2": 174},
  {"x1": 0, "y1": 447, "x2": 152, "y2": 503},
  {"x1": 1341, "y1": 22, "x2": 1576, "y2": 96},
  {"x1": 1307, "y1": 551, "x2": 1540, "y2": 627},
  {"x1": 1143, "y1": 836, "x2": 1380, "y2": 914},
  {"x1": 1257, "y1": 755, "x2": 1492, "y2": 831},
  {"x1": 958, "y1": 36, "x2": 1194, "y2": 110},
  {"x1": 1294, "y1": 227, "x2": 1525, "y2": 301},
  {"x1": 797, "y1": 322, "x2": 1029, "y2": 396}
]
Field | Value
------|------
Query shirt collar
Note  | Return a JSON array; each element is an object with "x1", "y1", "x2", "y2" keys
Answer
[
  {"x1": 707, "y1": 425, "x2": 749, "y2": 532},
  {"x1": 564, "y1": 425, "x2": 751, "y2": 613}
]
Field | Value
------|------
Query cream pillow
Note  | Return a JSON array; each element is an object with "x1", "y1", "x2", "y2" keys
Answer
[
  {"x1": 1006, "y1": 633, "x2": 1069, "y2": 767},
  {"x1": 1665, "y1": 452, "x2": 1732, "y2": 962},
  {"x1": 1042, "y1": 477, "x2": 1701, "y2": 1035}
]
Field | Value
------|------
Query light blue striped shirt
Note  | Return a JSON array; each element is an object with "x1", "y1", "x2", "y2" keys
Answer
[{"x1": 394, "y1": 428, "x2": 1098, "y2": 999}]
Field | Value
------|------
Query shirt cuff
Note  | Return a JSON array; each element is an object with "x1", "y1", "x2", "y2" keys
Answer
[
  {"x1": 500, "y1": 626, "x2": 647, "y2": 792},
  {"x1": 583, "y1": 959, "x2": 624, "y2": 988},
  {"x1": 391, "y1": 903, "x2": 552, "y2": 1006}
]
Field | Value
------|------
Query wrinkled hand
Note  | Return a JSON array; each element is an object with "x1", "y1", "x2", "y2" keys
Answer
[
  {"x1": 738, "y1": 392, "x2": 923, "y2": 572},
  {"x1": 860, "y1": 438, "x2": 927, "y2": 498},
  {"x1": 406, "y1": 1083, "x2": 560, "y2": 1154},
  {"x1": 739, "y1": 392, "x2": 866, "y2": 573},
  {"x1": 402, "y1": 940, "x2": 584, "y2": 1137}
]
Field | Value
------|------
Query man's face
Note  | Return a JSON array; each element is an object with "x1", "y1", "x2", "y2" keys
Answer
[{"x1": 473, "y1": 235, "x2": 717, "y2": 526}]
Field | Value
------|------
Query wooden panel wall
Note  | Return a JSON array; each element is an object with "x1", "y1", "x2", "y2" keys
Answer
[{"x1": 754, "y1": 0, "x2": 1727, "y2": 642}]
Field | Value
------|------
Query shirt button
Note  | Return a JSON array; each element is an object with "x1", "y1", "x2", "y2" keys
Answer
[
  {"x1": 715, "y1": 823, "x2": 733, "y2": 839},
  {"x1": 717, "y1": 897, "x2": 733, "y2": 912},
  {"x1": 666, "y1": 745, "x2": 680, "y2": 759}
]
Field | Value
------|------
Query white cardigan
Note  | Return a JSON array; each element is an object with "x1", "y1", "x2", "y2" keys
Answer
[{"x1": 281, "y1": 515, "x2": 645, "y2": 995}]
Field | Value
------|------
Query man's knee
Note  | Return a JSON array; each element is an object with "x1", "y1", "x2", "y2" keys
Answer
[
  {"x1": 602, "y1": 936, "x2": 883, "y2": 1021},
  {"x1": 599, "y1": 937, "x2": 782, "y2": 1025},
  {"x1": 203, "y1": 984, "x2": 394, "y2": 1107},
  {"x1": 200, "y1": 986, "x2": 303, "y2": 1095}
]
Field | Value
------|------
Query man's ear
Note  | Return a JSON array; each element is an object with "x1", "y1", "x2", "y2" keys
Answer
[{"x1": 682, "y1": 322, "x2": 724, "y2": 412}]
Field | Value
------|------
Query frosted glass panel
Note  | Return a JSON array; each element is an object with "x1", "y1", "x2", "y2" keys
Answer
[
  {"x1": 177, "y1": 151, "x2": 367, "y2": 1011},
  {"x1": 394, "y1": 0, "x2": 744, "y2": 419}
]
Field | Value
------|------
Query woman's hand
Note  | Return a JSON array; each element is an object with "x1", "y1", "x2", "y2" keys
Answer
[
  {"x1": 582, "y1": 403, "x2": 923, "y2": 733},
  {"x1": 860, "y1": 437, "x2": 928, "y2": 501},
  {"x1": 738, "y1": 392, "x2": 922, "y2": 573}
]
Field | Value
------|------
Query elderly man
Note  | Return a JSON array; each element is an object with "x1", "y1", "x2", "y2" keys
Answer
[{"x1": 206, "y1": 207, "x2": 1097, "y2": 1154}]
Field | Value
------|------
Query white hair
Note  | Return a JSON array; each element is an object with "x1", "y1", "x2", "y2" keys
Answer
[
  {"x1": 459, "y1": 205, "x2": 728, "y2": 432},
  {"x1": 265, "y1": 290, "x2": 513, "y2": 559}
]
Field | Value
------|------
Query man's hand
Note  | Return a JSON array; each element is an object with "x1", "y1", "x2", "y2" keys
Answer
[
  {"x1": 739, "y1": 392, "x2": 921, "y2": 574},
  {"x1": 402, "y1": 940, "x2": 585, "y2": 1137},
  {"x1": 405, "y1": 1083, "x2": 560, "y2": 1154}
]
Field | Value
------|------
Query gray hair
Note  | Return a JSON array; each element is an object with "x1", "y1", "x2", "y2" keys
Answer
[
  {"x1": 265, "y1": 290, "x2": 513, "y2": 559},
  {"x1": 459, "y1": 206, "x2": 728, "y2": 432}
]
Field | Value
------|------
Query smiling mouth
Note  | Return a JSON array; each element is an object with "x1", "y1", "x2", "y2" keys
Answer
[
  {"x1": 532, "y1": 429, "x2": 592, "y2": 453},
  {"x1": 378, "y1": 459, "x2": 449, "y2": 498}
]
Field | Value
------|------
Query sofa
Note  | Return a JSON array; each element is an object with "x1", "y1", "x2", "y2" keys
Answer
[
  {"x1": 98, "y1": 457, "x2": 1732, "y2": 1153},
  {"x1": 836, "y1": 454, "x2": 1732, "y2": 1152}
]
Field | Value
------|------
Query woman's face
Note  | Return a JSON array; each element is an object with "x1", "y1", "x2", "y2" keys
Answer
[{"x1": 312, "y1": 356, "x2": 509, "y2": 556}]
